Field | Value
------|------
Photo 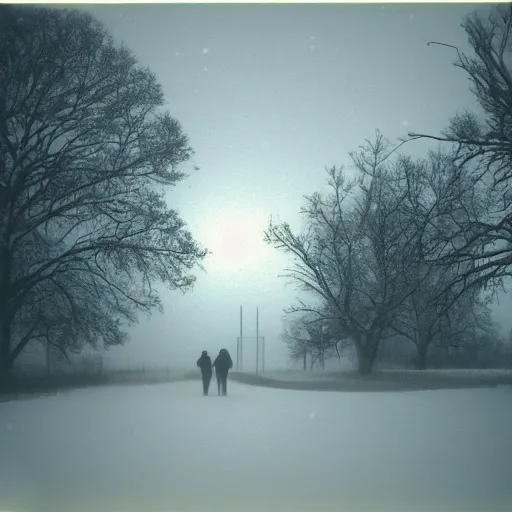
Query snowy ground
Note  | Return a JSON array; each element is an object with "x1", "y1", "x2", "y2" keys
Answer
[
  {"x1": 260, "y1": 369, "x2": 512, "y2": 382},
  {"x1": 1, "y1": 381, "x2": 511, "y2": 512},
  {"x1": 231, "y1": 368, "x2": 512, "y2": 392},
  {"x1": 254, "y1": 370, "x2": 343, "y2": 382}
]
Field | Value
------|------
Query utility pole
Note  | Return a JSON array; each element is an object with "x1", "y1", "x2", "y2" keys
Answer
[{"x1": 262, "y1": 336, "x2": 265, "y2": 373}]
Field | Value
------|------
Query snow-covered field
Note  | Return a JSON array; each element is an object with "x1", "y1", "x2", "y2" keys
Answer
[
  {"x1": 246, "y1": 370, "x2": 342, "y2": 382},
  {"x1": 378, "y1": 368, "x2": 512, "y2": 378},
  {"x1": 1, "y1": 381, "x2": 511, "y2": 512},
  {"x1": 260, "y1": 368, "x2": 512, "y2": 382}
]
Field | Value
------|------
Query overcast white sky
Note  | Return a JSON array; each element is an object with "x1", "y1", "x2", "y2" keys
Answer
[{"x1": 63, "y1": 2, "x2": 511, "y2": 371}]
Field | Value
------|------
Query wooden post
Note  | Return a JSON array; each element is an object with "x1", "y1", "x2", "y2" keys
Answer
[{"x1": 262, "y1": 336, "x2": 265, "y2": 373}]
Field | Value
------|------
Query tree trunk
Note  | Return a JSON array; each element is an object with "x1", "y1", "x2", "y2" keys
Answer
[
  {"x1": 413, "y1": 343, "x2": 428, "y2": 370},
  {"x1": 413, "y1": 332, "x2": 432, "y2": 370},
  {"x1": 0, "y1": 314, "x2": 12, "y2": 380},
  {"x1": 354, "y1": 332, "x2": 380, "y2": 376},
  {"x1": 0, "y1": 246, "x2": 13, "y2": 381},
  {"x1": 303, "y1": 346, "x2": 307, "y2": 371},
  {"x1": 356, "y1": 351, "x2": 375, "y2": 375}
]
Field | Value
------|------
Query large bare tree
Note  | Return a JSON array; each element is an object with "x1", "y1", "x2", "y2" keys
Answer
[
  {"x1": 266, "y1": 133, "x2": 421, "y2": 374},
  {"x1": 408, "y1": 4, "x2": 512, "y2": 289},
  {"x1": 388, "y1": 150, "x2": 487, "y2": 368},
  {"x1": 0, "y1": 6, "x2": 207, "y2": 376}
]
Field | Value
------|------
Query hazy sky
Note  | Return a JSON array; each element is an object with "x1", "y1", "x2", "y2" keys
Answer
[{"x1": 65, "y1": 2, "x2": 510, "y2": 371}]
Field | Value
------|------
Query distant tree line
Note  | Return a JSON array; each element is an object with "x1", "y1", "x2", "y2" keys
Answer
[
  {"x1": 0, "y1": 5, "x2": 207, "y2": 379},
  {"x1": 267, "y1": 5, "x2": 512, "y2": 374}
]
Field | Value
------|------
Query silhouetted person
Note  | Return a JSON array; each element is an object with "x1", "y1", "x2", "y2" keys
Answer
[
  {"x1": 197, "y1": 350, "x2": 212, "y2": 396},
  {"x1": 212, "y1": 348, "x2": 233, "y2": 396}
]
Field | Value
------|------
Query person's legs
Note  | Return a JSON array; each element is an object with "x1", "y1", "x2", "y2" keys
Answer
[
  {"x1": 201, "y1": 373, "x2": 208, "y2": 395},
  {"x1": 217, "y1": 372, "x2": 221, "y2": 395},
  {"x1": 222, "y1": 372, "x2": 228, "y2": 395},
  {"x1": 205, "y1": 373, "x2": 211, "y2": 395}
]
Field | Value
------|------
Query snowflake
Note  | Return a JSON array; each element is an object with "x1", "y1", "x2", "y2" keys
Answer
[
  {"x1": 409, "y1": 13, "x2": 415, "y2": 21},
  {"x1": 203, "y1": 48, "x2": 209, "y2": 55},
  {"x1": 310, "y1": 36, "x2": 316, "y2": 41},
  {"x1": 175, "y1": 52, "x2": 180, "y2": 57},
  {"x1": 402, "y1": 120, "x2": 409, "y2": 126},
  {"x1": 310, "y1": 45, "x2": 316, "y2": 51},
  {"x1": 203, "y1": 67, "x2": 208, "y2": 72},
  {"x1": 309, "y1": 412, "x2": 316, "y2": 419}
]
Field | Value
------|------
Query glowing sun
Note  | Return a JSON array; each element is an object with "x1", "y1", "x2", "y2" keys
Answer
[{"x1": 198, "y1": 212, "x2": 270, "y2": 275}]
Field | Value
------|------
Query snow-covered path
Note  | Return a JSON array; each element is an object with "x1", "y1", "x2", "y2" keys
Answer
[{"x1": 1, "y1": 381, "x2": 511, "y2": 512}]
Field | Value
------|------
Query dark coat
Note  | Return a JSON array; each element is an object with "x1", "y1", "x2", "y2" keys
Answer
[
  {"x1": 213, "y1": 350, "x2": 233, "y2": 374},
  {"x1": 197, "y1": 354, "x2": 212, "y2": 374}
]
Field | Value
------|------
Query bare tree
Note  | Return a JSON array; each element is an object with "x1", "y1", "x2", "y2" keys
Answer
[
  {"x1": 281, "y1": 314, "x2": 312, "y2": 371},
  {"x1": 429, "y1": 296, "x2": 502, "y2": 368},
  {"x1": 281, "y1": 309, "x2": 346, "y2": 371},
  {"x1": 436, "y1": 291, "x2": 496, "y2": 351},
  {"x1": 0, "y1": 6, "x2": 207, "y2": 377},
  {"x1": 266, "y1": 133, "x2": 421, "y2": 375},
  {"x1": 392, "y1": 271, "x2": 486, "y2": 369},
  {"x1": 407, "y1": 4, "x2": 512, "y2": 289},
  {"x1": 302, "y1": 317, "x2": 337, "y2": 370},
  {"x1": 386, "y1": 150, "x2": 488, "y2": 368}
]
